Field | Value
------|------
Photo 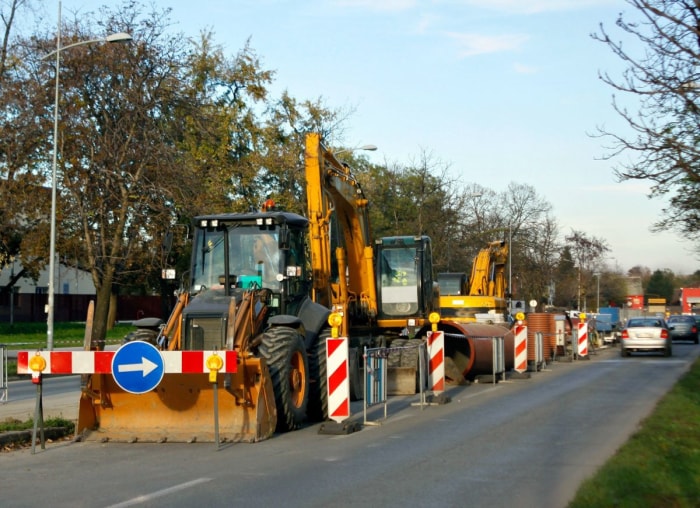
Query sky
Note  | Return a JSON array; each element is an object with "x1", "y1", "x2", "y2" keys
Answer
[{"x1": 54, "y1": 0, "x2": 700, "y2": 275}]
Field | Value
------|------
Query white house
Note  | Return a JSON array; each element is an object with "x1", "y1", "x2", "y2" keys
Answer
[{"x1": 0, "y1": 260, "x2": 95, "y2": 295}]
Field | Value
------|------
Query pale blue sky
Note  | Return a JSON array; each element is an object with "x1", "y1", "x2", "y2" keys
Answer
[{"x1": 55, "y1": 0, "x2": 700, "y2": 274}]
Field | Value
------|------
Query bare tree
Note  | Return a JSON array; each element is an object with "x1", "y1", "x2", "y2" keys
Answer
[
  {"x1": 593, "y1": 1, "x2": 700, "y2": 244},
  {"x1": 565, "y1": 230, "x2": 610, "y2": 311}
]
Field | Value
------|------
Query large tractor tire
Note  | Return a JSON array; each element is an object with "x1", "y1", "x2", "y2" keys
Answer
[
  {"x1": 307, "y1": 327, "x2": 330, "y2": 422},
  {"x1": 259, "y1": 326, "x2": 309, "y2": 432},
  {"x1": 122, "y1": 328, "x2": 159, "y2": 345},
  {"x1": 348, "y1": 346, "x2": 364, "y2": 401}
]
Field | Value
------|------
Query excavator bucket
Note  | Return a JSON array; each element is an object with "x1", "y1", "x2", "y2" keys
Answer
[{"x1": 77, "y1": 358, "x2": 277, "y2": 443}]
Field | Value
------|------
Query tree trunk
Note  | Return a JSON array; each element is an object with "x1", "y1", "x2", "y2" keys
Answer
[
  {"x1": 107, "y1": 291, "x2": 118, "y2": 331},
  {"x1": 91, "y1": 273, "x2": 114, "y2": 350}
]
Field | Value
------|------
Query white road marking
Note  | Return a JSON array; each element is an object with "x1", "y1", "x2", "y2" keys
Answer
[{"x1": 105, "y1": 477, "x2": 212, "y2": 507}]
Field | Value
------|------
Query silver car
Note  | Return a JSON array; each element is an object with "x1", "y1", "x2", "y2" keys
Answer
[
  {"x1": 620, "y1": 317, "x2": 672, "y2": 357},
  {"x1": 666, "y1": 315, "x2": 699, "y2": 344}
]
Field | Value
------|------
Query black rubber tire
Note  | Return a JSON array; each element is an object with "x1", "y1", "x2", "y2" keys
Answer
[
  {"x1": 259, "y1": 326, "x2": 309, "y2": 432},
  {"x1": 348, "y1": 347, "x2": 364, "y2": 401},
  {"x1": 306, "y1": 328, "x2": 330, "y2": 422},
  {"x1": 122, "y1": 329, "x2": 158, "y2": 345}
]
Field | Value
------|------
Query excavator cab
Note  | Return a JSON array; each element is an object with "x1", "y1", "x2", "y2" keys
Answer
[
  {"x1": 191, "y1": 213, "x2": 306, "y2": 299},
  {"x1": 375, "y1": 235, "x2": 438, "y2": 333}
]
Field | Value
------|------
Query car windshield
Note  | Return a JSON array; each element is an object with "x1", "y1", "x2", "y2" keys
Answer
[
  {"x1": 668, "y1": 316, "x2": 694, "y2": 323},
  {"x1": 627, "y1": 318, "x2": 664, "y2": 328}
]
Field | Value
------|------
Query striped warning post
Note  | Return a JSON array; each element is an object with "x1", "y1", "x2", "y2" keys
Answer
[
  {"x1": 16, "y1": 350, "x2": 238, "y2": 374},
  {"x1": 326, "y1": 337, "x2": 350, "y2": 423},
  {"x1": 427, "y1": 331, "x2": 445, "y2": 393},
  {"x1": 577, "y1": 322, "x2": 588, "y2": 357},
  {"x1": 514, "y1": 324, "x2": 528, "y2": 373}
]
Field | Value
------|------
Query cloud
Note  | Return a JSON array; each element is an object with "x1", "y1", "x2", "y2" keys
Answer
[{"x1": 447, "y1": 32, "x2": 529, "y2": 57}]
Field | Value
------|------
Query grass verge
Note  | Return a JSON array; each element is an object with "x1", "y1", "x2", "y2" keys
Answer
[
  {"x1": 1, "y1": 321, "x2": 136, "y2": 378},
  {"x1": 0, "y1": 321, "x2": 134, "y2": 349},
  {"x1": 568, "y1": 356, "x2": 700, "y2": 507},
  {"x1": 0, "y1": 416, "x2": 76, "y2": 451}
]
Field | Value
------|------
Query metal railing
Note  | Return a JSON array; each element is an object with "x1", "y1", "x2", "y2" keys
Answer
[{"x1": 0, "y1": 344, "x2": 8, "y2": 403}]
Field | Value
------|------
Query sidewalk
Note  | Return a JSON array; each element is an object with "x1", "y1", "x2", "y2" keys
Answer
[{"x1": 0, "y1": 386, "x2": 79, "y2": 422}]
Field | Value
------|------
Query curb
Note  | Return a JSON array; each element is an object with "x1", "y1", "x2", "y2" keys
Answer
[{"x1": 0, "y1": 426, "x2": 72, "y2": 448}]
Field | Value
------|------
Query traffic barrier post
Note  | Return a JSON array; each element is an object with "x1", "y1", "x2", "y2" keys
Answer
[
  {"x1": 0, "y1": 344, "x2": 7, "y2": 404},
  {"x1": 577, "y1": 314, "x2": 589, "y2": 359},
  {"x1": 319, "y1": 334, "x2": 360, "y2": 435},
  {"x1": 27, "y1": 353, "x2": 47, "y2": 453},
  {"x1": 513, "y1": 323, "x2": 527, "y2": 374},
  {"x1": 535, "y1": 331, "x2": 549, "y2": 371},
  {"x1": 206, "y1": 353, "x2": 223, "y2": 449},
  {"x1": 427, "y1": 331, "x2": 445, "y2": 393},
  {"x1": 326, "y1": 337, "x2": 350, "y2": 422},
  {"x1": 492, "y1": 336, "x2": 506, "y2": 384}
]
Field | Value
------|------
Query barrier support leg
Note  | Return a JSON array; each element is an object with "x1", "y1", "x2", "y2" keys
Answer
[{"x1": 31, "y1": 378, "x2": 45, "y2": 454}]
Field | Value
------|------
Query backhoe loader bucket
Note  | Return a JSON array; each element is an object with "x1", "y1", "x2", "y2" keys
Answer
[{"x1": 77, "y1": 358, "x2": 277, "y2": 443}]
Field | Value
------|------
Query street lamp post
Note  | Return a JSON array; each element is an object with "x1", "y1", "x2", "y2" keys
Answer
[
  {"x1": 595, "y1": 272, "x2": 600, "y2": 313},
  {"x1": 45, "y1": 1, "x2": 131, "y2": 350},
  {"x1": 333, "y1": 144, "x2": 378, "y2": 156}
]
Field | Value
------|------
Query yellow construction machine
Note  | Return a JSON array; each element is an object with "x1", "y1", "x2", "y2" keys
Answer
[
  {"x1": 305, "y1": 134, "x2": 440, "y2": 402},
  {"x1": 77, "y1": 208, "x2": 333, "y2": 443},
  {"x1": 438, "y1": 240, "x2": 509, "y2": 324}
]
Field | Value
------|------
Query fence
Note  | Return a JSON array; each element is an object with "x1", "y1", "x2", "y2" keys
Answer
[
  {"x1": 0, "y1": 344, "x2": 7, "y2": 403},
  {"x1": 364, "y1": 340, "x2": 429, "y2": 425},
  {"x1": 0, "y1": 294, "x2": 167, "y2": 323}
]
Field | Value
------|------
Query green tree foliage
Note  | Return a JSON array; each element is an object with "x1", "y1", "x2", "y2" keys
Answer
[
  {"x1": 646, "y1": 268, "x2": 676, "y2": 302},
  {"x1": 1, "y1": 1, "x2": 342, "y2": 341},
  {"x1": 0, "y1": 0, "x2": 47, "y2": 287}
]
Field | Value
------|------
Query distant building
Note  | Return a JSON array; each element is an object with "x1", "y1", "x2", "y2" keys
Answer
[
  {"x1": 625, "y1": 276, "x2": 644, "y2": 310},
  {"x1": 680, "y1": 287, "x2": 700, "y2": 314},
  {"x1": 0, "y1": 260, "x2": 95, "y2": 295}
]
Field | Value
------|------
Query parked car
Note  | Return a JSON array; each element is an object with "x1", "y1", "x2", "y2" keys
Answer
[
  {"x1": 620, "y1": 317, "x2": 672, "y2": 357},
  {"x1": 666, "y1": 315, "x2": 699, "y2": 344}
]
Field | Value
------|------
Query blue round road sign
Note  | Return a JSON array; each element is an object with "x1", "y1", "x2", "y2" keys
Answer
[{"x1": 111, "y1": 341, "x2": 164, "y2": 394}]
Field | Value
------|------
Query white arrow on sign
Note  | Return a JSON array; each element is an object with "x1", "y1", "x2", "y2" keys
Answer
[{"x1": 117, "y1": 357, "x2": 158, "y2": 377}]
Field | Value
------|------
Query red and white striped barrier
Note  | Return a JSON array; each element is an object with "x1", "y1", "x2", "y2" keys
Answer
[
  {"x1": 16, "y1": 350, "x2": 238, "y2": 375},
  {"x1": 577, "y1": 321, "x2": 588, "y2": 357},
  {"x1": 326, "y1": 337, "x2": 350, "y2": 423},
  {"x1": 514, "y1": 324, "x2": 528, "y2": 373},
  {"x1": 427, "y1": 331, "x2": 445, "y2": 393}
]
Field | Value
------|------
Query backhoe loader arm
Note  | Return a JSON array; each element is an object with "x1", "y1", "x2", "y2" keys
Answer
[
  {"x1": 305, "y1": 132, "x2": 377, "y2": 336},
  {"x1": 468, "y1": 240, "x2": 509, "y2": 298}
]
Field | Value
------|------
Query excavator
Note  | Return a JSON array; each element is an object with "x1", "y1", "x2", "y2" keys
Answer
[
  {"x1": 438, "y1": 240, "x2": 509, "y2": 324},
  {"x1": 307, "y1": 136, "x2": 513, "y2": 387}
]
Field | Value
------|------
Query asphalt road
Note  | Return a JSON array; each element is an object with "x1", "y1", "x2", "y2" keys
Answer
[{"x1": 1, "y1": 343, "x2": 698, "y2": 508}]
